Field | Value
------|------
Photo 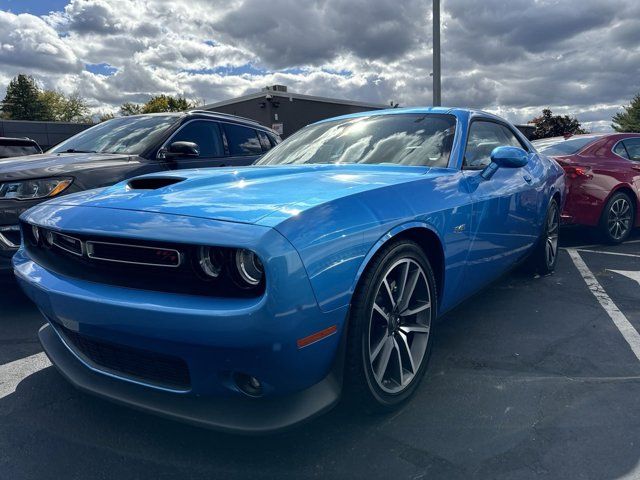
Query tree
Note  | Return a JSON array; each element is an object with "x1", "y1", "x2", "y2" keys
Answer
[
  {"x1": 98, "y1": 112, "x2": 115, "y2": 122},
  {"x1": 119, "y1": 94, "x2": 194, "y2": 116},
  {"x1": 1, "y1": 74, "x2": 90, "y2": 122},
  {"x1": 612, "y1": 93, "x2": 640, "y2": 132},
  {"x1": 141, "y1": 94, "x2": 193, "y2": 113},
  {"x1": 1, "y1": 74, "x2": 44, "y2": 120},
  {"x1": 37, "y1": 89, "x2": 90, "y2": 122},
  {"x1": 119, "y1": 102, "x2": 142, "y2": 116},
  {"x1": 59, "y1": 92, "x2": 90, "y2": 122},
  {"x1": 36, "y1": 89, "x2": 63, "y2": 121},
  {"x1": 529, "y1": 108, "x2": 588, "y2": 140}
]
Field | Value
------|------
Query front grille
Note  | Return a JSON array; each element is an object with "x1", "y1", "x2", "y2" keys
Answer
[
  {"x1": 22, "y1": 222, "x2": 264, "y2": 298},
  {"x1": 86, "y1": 240, "x2": 181, "y2": 267},
  {"x1": 56, "y1": 323, "x2": 191, "y2": 391},
  {"x1": 51, "y1": 232, "x2": 83, "y2": 256}
]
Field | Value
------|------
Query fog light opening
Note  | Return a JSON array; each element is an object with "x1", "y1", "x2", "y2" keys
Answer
[{"x1": 233, "y1": 372, "x2": 263, "y2": 397}]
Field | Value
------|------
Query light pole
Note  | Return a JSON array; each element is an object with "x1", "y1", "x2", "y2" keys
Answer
[{"x1": 432, "y1": 0, "x2": 441, "y2": 106}]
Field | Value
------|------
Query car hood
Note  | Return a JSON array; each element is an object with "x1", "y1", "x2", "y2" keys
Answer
[
  {"x1": 46, "y1": 164, "x2": 433, "y2": 225},
  {"x1": 0, "y1": 152, "x2": 133, "y2": 180}
]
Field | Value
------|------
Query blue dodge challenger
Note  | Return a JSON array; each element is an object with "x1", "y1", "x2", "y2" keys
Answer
[{"x1": 14, "y1": 108, "x2": 564, "y2": 433}]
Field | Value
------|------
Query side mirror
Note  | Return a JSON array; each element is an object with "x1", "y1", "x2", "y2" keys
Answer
[
  {"x1": 481, "y1": 146, "x2": 529, "y2": 180},
  {"x1": 164, "y1": 141, "x2": 200, "y2": 159},
  {"x1": 491, "y1": 146, "x2": 528, "y2": 168}
]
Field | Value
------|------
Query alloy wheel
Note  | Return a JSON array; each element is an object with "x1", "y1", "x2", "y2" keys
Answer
[
  {"x1": 368, "y1": 258, "x2": 432, "y2": 394},
  {"x1": 545, "y1": 204, "x2": 559, "y2": 267},
  {"x1": 608, "y1": 197, "x2": 632, "y2": 241}
]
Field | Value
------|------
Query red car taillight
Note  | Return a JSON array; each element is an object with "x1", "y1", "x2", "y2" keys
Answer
[{"x1": 562, "y1": 165, "x2": 592, "y2": 179}]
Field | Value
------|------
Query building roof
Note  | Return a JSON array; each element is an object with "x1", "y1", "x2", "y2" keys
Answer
[{"x1": 201, "y1": 89, "x2": 389, "y2": 110}]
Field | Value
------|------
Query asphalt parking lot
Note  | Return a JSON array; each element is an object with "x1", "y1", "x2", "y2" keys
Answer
[{"x1": 1, "y1": 229, "x2": 639, "y2": 480}]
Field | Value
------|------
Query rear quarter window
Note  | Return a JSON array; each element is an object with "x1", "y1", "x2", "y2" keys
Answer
[{"x1": 223, "y1": 124, "x2": 262, "y2": 156}]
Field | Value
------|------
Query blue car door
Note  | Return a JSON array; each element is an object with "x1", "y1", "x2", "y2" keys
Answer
[{"x1": 462, "y1": 120, "x2": 539, "y2": 291}]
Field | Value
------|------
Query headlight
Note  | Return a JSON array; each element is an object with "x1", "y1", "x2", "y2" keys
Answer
[
  {"x1": 0, "y1": 178, "x2": 73, "y2": 200},
  {"x1": 31, "y1": 225, "x2": 41, "y2": 244},
  {"x1": 195, "y1": 246, "x2": 264, "y2": 290},
  {"x1": 235, "y1": 249, "x2": 264, "y2": 286},
  {"x1": 197, "y1": 246, "x2": 222, "y2": 278}
]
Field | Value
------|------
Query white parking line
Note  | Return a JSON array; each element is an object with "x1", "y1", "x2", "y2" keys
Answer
[
  {"x1": 563, "y1": 238, "x2": 640, "y2": 250},
  {"x1": 567, "y1": 249, "x2": 640, "y2": 362},
  {"x1": 0, "y1": 352, "x2": 50, "y2": 400},
  {"x1": 574, "y1": 249, "x2": 640, "y2": 259},
  {"x1": 610, "y1": 270, "x2": 640, "y2": 287}
]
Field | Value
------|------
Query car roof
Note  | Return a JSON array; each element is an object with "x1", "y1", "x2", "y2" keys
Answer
[
  {"x1": 0, "y1": 136, "x2": 39, "y2": 145},
  {"x1": 312, "y1": 106, "x2": 511, "y2": 125},
  {"x1": 531, "y1": 132, "x2": 640, "y2": 150},
  {"x1": 117, "y1": 110, "x2": 276, "y2": 134},
  {"x1": 532, "y1": 133, "x2": 607, "y2": 145}
]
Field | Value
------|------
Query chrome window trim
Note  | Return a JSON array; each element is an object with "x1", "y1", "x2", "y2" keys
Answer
[
  {"x1": 52, "y1": 232, "x2": 84, "y2": 257},
  {"x1": 611, "y1": 138, "x2": 640, "y2": 161},
  {"x1": 85, "y1": 240, "x2": 182, "y2": 268}
]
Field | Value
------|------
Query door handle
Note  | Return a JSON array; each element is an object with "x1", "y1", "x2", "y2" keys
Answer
[
  {"x1": 523, "y1": 174, "x2": 532, "y2": 183},
  {"x1": 632, "y1": 165, "x2": 640, "y2": 172}
]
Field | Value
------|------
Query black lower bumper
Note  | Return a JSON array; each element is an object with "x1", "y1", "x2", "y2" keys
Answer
[{"x1": 38, "y1": 323, "x2": 342, "y2": 434}]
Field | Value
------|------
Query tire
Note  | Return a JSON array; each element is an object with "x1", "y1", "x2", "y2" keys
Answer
[
  {"x1": 528, "y1": 199, "x2": 560, "y2": 275},
  {"x1": 344, "y1": 240, "x2": 437, "y2": 412},
  {"x1": 599, "y1": 191, "x2": 635, "y2": 245}
]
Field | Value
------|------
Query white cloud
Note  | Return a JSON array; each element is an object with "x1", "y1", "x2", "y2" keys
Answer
[
  {"x1": 0, "y1": 11, "x2": 80, "y2": 75},
  {"x1": 0, "y1": 0, "x2": 637, "y2": 130}
]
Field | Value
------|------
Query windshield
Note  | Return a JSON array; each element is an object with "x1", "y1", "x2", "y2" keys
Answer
[
  {"x1": 50, "y1": 115, "x2": 179, "y2": 155},
  {"x1": 533, "y1": 135, "x2": 602, "y2": 156},
  {"x1": 256, "y1": 113, "x2": 456, "y2": 167},
  {"x1": 0, "y1": 144, "x2": 40, "y2": 158}
]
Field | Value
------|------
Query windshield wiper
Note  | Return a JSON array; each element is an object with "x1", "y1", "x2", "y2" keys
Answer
[{"x1": 61, "y1": 149, "x2": 97, "y2": 153}]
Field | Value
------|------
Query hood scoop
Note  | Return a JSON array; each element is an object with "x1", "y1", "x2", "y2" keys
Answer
[{"x1": 127, "y1": 177, "x2": 186, "y2": 190}]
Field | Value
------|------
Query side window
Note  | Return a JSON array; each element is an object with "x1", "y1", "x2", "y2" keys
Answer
[
  {"x1": 613, "y1": 141, "x2": 629, "y2": 159},
  {"x1": 464, "y1": 121, "x2": 524, "y2": 169},
  {"x1": 257, "y1": 131, "x2": 272, "y2": 152},
  {"x1": 171, "y1": 121, "x2": 224, "y2": 157},
  {"x1": 222, "y1": 124, "x2": 262, "y2": 156},
  {"x1": 267, "y1": 133, "x2": 282, "y2": 147},
  {"x1": 622, "y1": 139, "x2": 640, "y2": 160}
]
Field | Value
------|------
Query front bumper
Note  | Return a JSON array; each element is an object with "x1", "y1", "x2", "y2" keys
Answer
[
  {"x1": 0, "y1": 226, "x2": 20, "y2": 271},
  {"x1": 15, "y1": 205, "x2": 349, "y2": 433},
  {"x1": 1, "y1": 199, "x2": 40, "y2": 269},
  {"x1": 38, "y1": 322, "x2": 342, "y2": 434}
]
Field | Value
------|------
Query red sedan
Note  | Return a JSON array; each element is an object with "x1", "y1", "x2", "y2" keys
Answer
[{"x1": 534, "y1": 133, "x2": 640, "y2": 243}]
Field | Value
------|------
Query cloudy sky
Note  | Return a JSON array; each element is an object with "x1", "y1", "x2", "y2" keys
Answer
[{"x1": 0, "y1": 0, "x2": 638, "y2": 130}]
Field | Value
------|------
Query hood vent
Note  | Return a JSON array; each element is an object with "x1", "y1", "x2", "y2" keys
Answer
[{"x1": 127, "y1": 177, "x2": 186, "y2": 190}]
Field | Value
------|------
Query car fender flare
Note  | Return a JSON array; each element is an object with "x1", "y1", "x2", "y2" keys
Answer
[{"x1": 349, "y1": 221, "x2": 443, "y2": 299}]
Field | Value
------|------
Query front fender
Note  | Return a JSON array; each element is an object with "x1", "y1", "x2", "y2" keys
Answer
[{"x1": 349, "y1": 221, "x2": 443, "y2": 296}]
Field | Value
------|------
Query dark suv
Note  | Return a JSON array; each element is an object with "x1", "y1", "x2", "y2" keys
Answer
[
  {"x1": 0, "y1": 110, "x2": 281, "y2": 270},
  {"x1": 0, "y1": 137, "x2": 42, "y2": 158}
]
